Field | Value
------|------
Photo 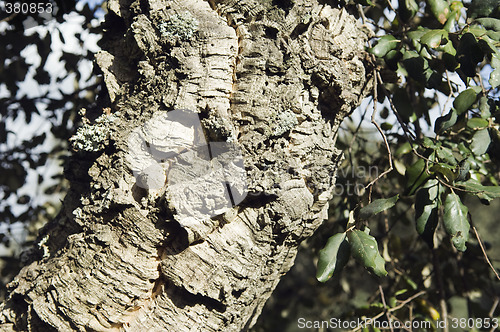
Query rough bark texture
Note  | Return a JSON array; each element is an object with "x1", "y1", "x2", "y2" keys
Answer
[{"x1": 0, "y1": 0, "x2": 371, "y2": 331}]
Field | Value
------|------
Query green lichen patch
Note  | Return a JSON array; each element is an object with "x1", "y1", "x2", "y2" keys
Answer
[
  {"x1": 271, "y1": 110, "x2": 298, "y2": 136},
  {"x1": 159, "y1": 12, "x2": 199, "y2": 41},
  {"x1": 70, "y1": 112, "x2": 116, "y2": 152}
]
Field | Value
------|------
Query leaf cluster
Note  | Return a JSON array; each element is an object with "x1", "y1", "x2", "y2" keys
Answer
[{"x1": 313, "y1": 0, "x2": 500, "y2": 327}]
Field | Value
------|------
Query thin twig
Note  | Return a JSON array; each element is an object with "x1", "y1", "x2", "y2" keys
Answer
[
  {"x1": 390, "y1": 291, "x2": 427, "y2": 312},
  {"x1": 409, "y1": 303, "x2": 414, "y2": 332},
  {"x1": 376, "y1": 71, "x2": 417, "y2": 142},
  {"x1": 348, "y1": 291, "x2": 426, "y2": 332},
  {"x1": 435, "y1": 176, "x2": 483, "y2": 194},
  {"x1": 433, "y1": 250, "x2": 449, "y2": 332},
  {"x1": 379, "y1": 285, "x2": 395, "y2": 332},
  {"x1": 387, "y1": 313, "x2": 413, "y2": 332},
  {"x1": 473, "y1": 226, "x2": 500, "y2": 281},
  {"x1": 348, "y1": 100, "x2": 370, "y2": 169},
  {"x1": 488, "y1": 297, "x2": 499, "y2": 318},
  {"x1": 366, "y1": 119, "x2": 393, "y2": 189},
  {"x1": 442, "y1": 71, "x2": 454, "y2": 116},
  {"x1": 0, "y1": 13, "x2": 17, "y2": 24},
  {"x1": 357, "y1": 4, "x2": 367, "y2": 24},
  {"x1": 365, "y1": 70, "x2": 394, "y2": 189},
  {"x1": 379, "y1": 284, "x2": 388, "y2": 308}
]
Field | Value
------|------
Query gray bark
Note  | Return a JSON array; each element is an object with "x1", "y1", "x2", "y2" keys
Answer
[{"x1": 0, "y1": 0, "x2": 371, "y2": 331}]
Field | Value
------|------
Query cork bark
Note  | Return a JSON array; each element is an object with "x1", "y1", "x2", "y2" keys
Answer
[{"x1": 0, "y1": 0, "x2": 371, "y2": 331}]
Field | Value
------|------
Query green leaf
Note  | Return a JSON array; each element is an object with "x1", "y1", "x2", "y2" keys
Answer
[
  {"x1": 394, "y1": 159, "x2": 407, "y2": 175},
  {"x1": 470, "y1": 129, "x2": 491, "y2": 156},
  {"x1": 369, "y1": 35, "x2": 400, "y2": 58},
  {"x1": 467, "y1": 117, "x2": 489, "y2": 129},
  {"x1": 415, "y1": 179, "x2": 440, "y2": 247},
  {"x1": 490, "y1": 53, "x2": 500, "y2": 88},
  {"x1": 316, "y1": 233, "x2": 351, "y2": 282},
  {"x1": 384, "y1": 50, "x2": 403, "y2": 71},
  {"x1": 443, "y1": 193, "x2": 469, "y2": 252},
  {"x1": 406, "y1": 157, "x2": 432, "y2": 195},
  {"x1": 437, "y1": 39, "x2": 456, "y2": 55},
  {"x1": 359, "y1": 195, "x2": 399, "y2": 219},
  {"x1": 430, "y1": 163, "x2": 456, "y2": 182},
  {"x1": 490, "y1": 68, "x2": 500, "y2": 88},
  {"x1": 434, "y1": 110, "x2": 458, "y2": 134},
  {"x1": 492, "y1": 53, "x2": 500, "y2": 68},
  {"x1": 444, "y1": 10, "x2": 459, "y2": 32},
  {"x1": 408, "y1": 28, "x2": 428, "y2": 46},
  {"x1": 395, "y1": 142, "x2": 412, "y2": 156},
  {"x1": 347, "y1": 229, "x2": 387, "y2": 277},
  {"x1": 455, "y1": 159, "x2": 471, "y2": 182},
  {"x1": 453, "y1": 88, "x2": 480, "y2": 115},
  {"x1": 475, "y1": 18, "x2": 500, "y2": 41},
  {"x1": 422, "y1": 137, "x2": 437, "y2": 148},
  {"x1": 421, "y1": 29, "x2": 448, "y2": 49},
  {"x1": 427, "y1": 0, "x2": 450, "y2": 24},
  {"x1": 456, "y1": 178, "x2": 500, "y2": 201},
  {"x1": 478, "y1": 96, "x2": 492, "y2": 118},
  {"x1": 436, "y1": 145, "x2": 457, "y2": 165},
  {"x1": 475, "y1": 18, "x2": 500, "y2": 31}
]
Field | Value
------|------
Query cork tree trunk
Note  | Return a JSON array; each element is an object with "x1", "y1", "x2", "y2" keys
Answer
[{"x1": 0, "y1": 0, "x2": 371, "y2": 331}]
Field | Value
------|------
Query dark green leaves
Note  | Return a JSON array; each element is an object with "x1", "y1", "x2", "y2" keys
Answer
[
  {"x1": 467, "y1": 117, "x2": 489, "y2": 129},
  {"x1": 475, "y1": 18, "x2": 500, "y2": 33},
  {"x1": 359, "y1": 195, "x2": 399, "y2": 219},
  {"x1": 453, "y1": 88, "x2": 481, "y2": 115},
  {"x1": 347, "y1": 229, "x2": 387, "y2": 277},
  {"x1": 443, "y1": 193, "x2": 470, "y2": 251},
  {"x1": 455, "y1": 159, "x2": 471, "y2": 182},
  {"x1": 435, "y1": 110, "x2": 458, "y2": 134},
  {"x1": 369, "y1": 35, "x2": 400, "y2": 58},
  {"x1": 427, "y1": 0, "x2": 450, "y2": 24},
  {"x1": 316, "y1": 228, "x2": 388, "y2": 282},
  {"x1": 457, "y1": 178, "x2": 500, "y2": 202},
  {"x1": 406, "y1": 158, "x2": 432, "y2": 195},
  {"x1": 468, "y1": 0, "x2": 499, "y2": 18},
  {"x1": 435, "y1": 86, "x2": 483, "y2": 135},
  {"x1": 399, "y1": 0, "x2": 419, "y2": 22},
  {"x1": 415, "y1": 179, "x2": 441, "y2": 247},
  {"x1": 316, "y1": 233, "x2": 351, "y2": 282},
  {"x1": 402, "y1": 51, "x2": 427, "y2": 83},
  {"x1": 456, "y1": 33, "x2": 484, "y2": 78},
  {"x1": 470, "y1": 129, "x2": 491, "y2": 156},
  {"x1": 421, "y1": 29, "x2": 448, "y2": 49}
]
